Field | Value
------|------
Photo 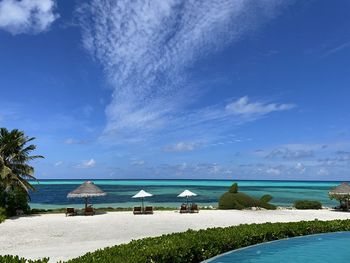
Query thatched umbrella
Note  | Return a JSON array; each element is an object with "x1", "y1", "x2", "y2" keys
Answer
[
  {"x1": 67, "y1": 181, "x2": 106, "y2": 209},
  {"x1": 329, "y1": 182, "x2": 350, "y2": 210}
]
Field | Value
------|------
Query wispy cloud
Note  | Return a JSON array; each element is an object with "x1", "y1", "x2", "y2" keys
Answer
[
  {"x1": 266, "y1": 148, "x2": 314, "y2": 160},
  {"x1": 78, "y1": 0, "x2": 291, "y2": 143},
  {"x1": 163, "y1": 142, "x2": 201, "y2": 152},
  {"x1": 0, "y1": 0, "x2": 59, "y2": 35},
  {"x1": 131, "y1": 160, "x2": 145, "y2": 166},
  {"x1": 321, "y1": 40, "x2": 350, "y2": 58},
  {"x1": 74, "y1": 159, "x2": 96, "y2": 169},
  {"x1": 225, "y1": 96, "x2": 295, "y2": 117},
  {"x1": 64, "y1": 138, "x2": 89, "y2": 145},
  {"x1": 54, "y1": 161, "x2": 63, "y2": 167}
]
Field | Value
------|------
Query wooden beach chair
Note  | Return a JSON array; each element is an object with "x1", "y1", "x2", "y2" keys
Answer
[
  {"x1": 66, "y1": 207, "x2": 77, "y2": 217},
  {"x1": 190, "y1": 204, "x2": 199, "y2": 213},
  {"x1": 84, "y1": 207, "x2": 95, "y2": 216},
  {"x1": 144, "y1": 206, "x2": 154, "y2": 214},
  {"x1": 133, "y1": 206, "x2": 142, "y2": 215},
  {"x1": 180, "y1": 204, "x2": 188, "y2": 213}
]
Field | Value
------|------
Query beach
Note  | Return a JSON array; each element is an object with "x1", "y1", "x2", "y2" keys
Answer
[{"x1": 1, "y1": 209, "x2": 350, "y2": 262}]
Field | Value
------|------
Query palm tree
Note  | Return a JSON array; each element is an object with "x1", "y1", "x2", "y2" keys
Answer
[{"x1": 0, "y1": 128, "x2": 44, "y2": 195}]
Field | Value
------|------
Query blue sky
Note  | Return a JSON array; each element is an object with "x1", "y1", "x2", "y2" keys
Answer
[{"x1": 1, "y1": 0, "x2": 350, "y2": 180}]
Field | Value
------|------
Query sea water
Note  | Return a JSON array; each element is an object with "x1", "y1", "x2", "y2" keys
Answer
[{"x1": 29, "y1": 180, "x2": 342, "y2": 209}]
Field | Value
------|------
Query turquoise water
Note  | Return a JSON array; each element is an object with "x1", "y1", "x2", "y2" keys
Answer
[
  {"x1": 204, "y1": 232, "x2": 350, "y2": 263},
  {"x1": 29, "y1": 180, "x2": 341, "y2": 209}
]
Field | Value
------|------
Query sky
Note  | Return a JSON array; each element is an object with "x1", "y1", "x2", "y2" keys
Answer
[{"x1": 0, "y1": 0, "x2": 350, "y2": 180}]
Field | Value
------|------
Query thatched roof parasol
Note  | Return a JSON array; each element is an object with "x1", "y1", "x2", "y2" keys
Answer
[
  {"x1": 329, "y1": 182, "x2": 350, "y2": 196},
  {"x1": 67, "y1": 181, "x2": 106, "y2": 208}
]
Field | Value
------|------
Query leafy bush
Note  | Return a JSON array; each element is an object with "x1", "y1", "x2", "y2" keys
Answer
[
  {"x1": 2, "y1": 220, "x2": 350, "y2": 262},
  {"x1": 0, "y1": 207, "x2": 6, "y2": 223},
  {"x1": 294, "y1": 200, "x2": 322, "y2": 210},
  {"x1": 65, "y1": 219, "x2": 350, "y2": 263},
  {"x1": 260, "y1": 194, "x2": 273, "y2": 203},
  {"x1": 219, "y1": 192, "x2": 256, "y2": 209},
  {"x1": 5, "y1": 188, "x2": 30, "y2": 216},
  {"x1": 219, "y1": 183, "x2": 276, "y2": 210},
  {"x1": 0, "y1": 255, "x2": 48, "y2": 263},
  {"x1": 229, "y1": 183, "x2": 238, "y2": 193}
]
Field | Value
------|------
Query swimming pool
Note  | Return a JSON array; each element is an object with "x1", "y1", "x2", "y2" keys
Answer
[{"x1": 204, "y1": 232, "x2": 350, "y2": 263}]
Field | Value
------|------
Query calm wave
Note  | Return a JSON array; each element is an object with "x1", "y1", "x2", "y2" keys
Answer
[{"x1": 29, "y1": 180, "x2": 342, "y2": 209}]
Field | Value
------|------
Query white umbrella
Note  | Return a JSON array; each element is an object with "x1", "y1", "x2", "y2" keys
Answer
[
  {"x1": 132, "y1": 190, "x2": 153, "y2": 212},
  {"x1": 178, "y1": 190, "x2": 197, "y2": 207}
]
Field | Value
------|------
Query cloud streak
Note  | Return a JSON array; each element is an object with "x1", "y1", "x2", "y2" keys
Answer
[
  {"x1": 0, "y1": 0, "x2": 59, "y2": 35},
  {"x1": 163, "y1": 142, "x2": 201, "y2": 152},
  {"x1": 78, "y1": 0, "x2": 291, "y2": 143},
  {"x1": 74, "y1": 159, "x2": 96, "y2": 169},
  {"x1": 226, "y1": 96, "x2": 295, "y2": 117}
]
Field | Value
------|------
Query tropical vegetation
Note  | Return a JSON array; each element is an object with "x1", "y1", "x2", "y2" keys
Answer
[
  {"x1": 294, "y1": 200, "x2": 322, "y2": 210},
  {"x1": 218, "y1": 182, "x2": 276, "y2": 210},
  {"x1": 0, "y1": 128, "x2": 43, "y2": 218},
  {"x1": 0, "y1": 255, "x2": 48, "y2": 263}
]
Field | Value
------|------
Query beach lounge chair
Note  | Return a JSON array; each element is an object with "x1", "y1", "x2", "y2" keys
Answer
[
  {"x1": 144, "y1": 206, "x2": 153, "y2": 214},
  {"x1": 133, "y1": 206, "x2": 142, "y2": 215},
  {"x1": 190, "y1": 204, "x2": 199, "y2": 213},
  {"x1": 84, "y1": 207, "x2": 95, "y2": 216},
  {"x1": 180, "y1": 204, "x2": 188, "y2": 213},
  {"x1": 66, "y1": 207, "x2": 77, "y2": 217},
  {"x1": 16, "y1": 209, "x2": 24, "y2": 216}
]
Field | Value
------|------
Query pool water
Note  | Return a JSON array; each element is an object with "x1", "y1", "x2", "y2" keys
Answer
[{"x1": 204, "y1": 232, "x2": 350, "y2": 263}]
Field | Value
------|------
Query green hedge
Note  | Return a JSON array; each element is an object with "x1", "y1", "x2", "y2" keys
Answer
[
  {"x1": 218, "y1": 183, "x2": 276, "y2": 210},
  {"x1": 0, "y1": 207, "x2": 6, "y2": 223},
  {"x1": 65, "y1": 219, "x2": 350, "y2": 263},
  {"x1": 294, "y1": 200, "x2": 322, "y2": 210},
  {"x1": 2, "y1": 220, "x2": 350, "y2": 263},
  {"x1": 0, "y1": 255, "x2": 48, "y2": 263}
]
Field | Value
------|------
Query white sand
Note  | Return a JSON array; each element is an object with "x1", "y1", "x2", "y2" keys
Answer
[{"x1": 1, "y1": 209, "x2": 350, "y2": 262}]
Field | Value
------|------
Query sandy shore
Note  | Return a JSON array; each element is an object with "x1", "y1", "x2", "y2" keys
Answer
[{"x1": 1, "y1": 209, "x2": 350, "y2": 262}]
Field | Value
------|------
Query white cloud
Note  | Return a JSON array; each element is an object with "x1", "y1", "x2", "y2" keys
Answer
[
  {"x1": 64, "y1": 138, "x2": 88, "y2": 145},
  {"x1": 0, "y1": 0, "x2": 59, "y2": 35},
  {"x1": 75, "y1": 159, "x2": 96, "y2": 169},
  {"x1": 322, "y1": 41, "x2": 350, "y2": 58},
  {"x1": 54, "y1": 161, "x2": 63, "y2": 166},
  {"x1": 131, "y1": 160, "x2": 145, "y2": 166},
  {"x1": 317, "y1": 167, "x2": 329, "y2": 176},
  {"x1": 265, "y1": 167, "x2": 281, "y2": 176},
  {"x1": 225, "y1": 96, "x2": 295, "y2": 117},
  {"x1": 295, "y1": 162, "x2": 306, "y2": 174},
  {"x1": 78, "y1": 0, "x2": 290, "y2": 142},
  {"x1": 163, "y1": 142, "x2": 200, "y2": 152},
  {"x1": 266, "y1": 148, "x2": 313, "y2": 160}
]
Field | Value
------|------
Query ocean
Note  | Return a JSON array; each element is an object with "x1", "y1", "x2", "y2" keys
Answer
[{"x1": 28, "y1": 180, "x2": 343, "y2": 209}]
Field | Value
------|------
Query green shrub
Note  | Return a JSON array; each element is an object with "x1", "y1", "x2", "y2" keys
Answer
[
  {"x1": 219, "y1": 192, "x2": 256, "y2": 209},
  {"x1": 2, "y1": 220, "x2": 350, "y2": 262},
  {"x1": 294, "y1": 200, "x2": 322, "y2": 210},
  {"x1": 218, "y1": 183, "x2": 276, "y2": 210},
  {"x1": 65, "y1": 219, "x2": 350, "y2": 263},
  {"x1": 229, "y1": 183, "x2": 238, "y2": 193},
  {"x1": 0, "y1": 207, "x2": 6, "y2": 223},
  {"x1": 260, "y1": 194, "x2": 273, "y2": 203},
  {"x1": 0, "y1": 255, "x2": 49, "y2": 263},
  {"x1": 5, "y1": 188, "x2": 30, "y2": 216}
]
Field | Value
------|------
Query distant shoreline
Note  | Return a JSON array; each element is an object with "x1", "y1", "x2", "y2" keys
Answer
[{"x1": 31, "y1": 179, "x2": 349, "y2": 182}]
